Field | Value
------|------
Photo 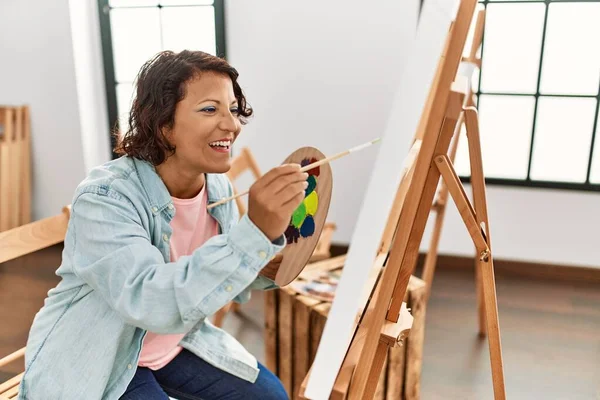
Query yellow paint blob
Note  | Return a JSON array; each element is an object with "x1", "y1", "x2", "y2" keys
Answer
[{"x1": 303, "y1": 191, "x2": 319, "y2": 215}]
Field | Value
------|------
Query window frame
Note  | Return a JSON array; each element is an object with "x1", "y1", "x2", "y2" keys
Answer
[
  {"x1": 461, "y1": 0, "x2": 600, "y2": 192},
  {"x1": 97, "y1": 0, "x2": 227, "y2": 159},
  {"x1": 96, "y1": 0, "x2": 600, "y2": 192}
]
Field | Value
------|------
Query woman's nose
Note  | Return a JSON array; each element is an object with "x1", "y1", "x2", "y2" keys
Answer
[{"x1": 219, "y1": 111, "x2": 238, "y2": 132}]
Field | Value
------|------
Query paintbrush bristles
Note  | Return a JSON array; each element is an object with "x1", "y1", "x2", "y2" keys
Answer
[
  {"x1": 207, "y1": 138, "x2": 381, "y2": 210},
  {"x1": 348, "y1": 138, "x2": 381, "y2": 154}
]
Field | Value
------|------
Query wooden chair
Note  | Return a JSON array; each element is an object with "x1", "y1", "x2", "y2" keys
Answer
[
  {"x1": 0, "y1": 105, "x2": 32, "y2": 233},
  {"x1": 212, "y1": 147, "x2": 337, "y2": 328},
  {"x1": 0, "y1": 206, "x2": 183, "y2": 400},
  {"x1": 0, "y1": 206, "x2": 70, "y2": 399},
  {"x1": 226, "y1": 147, "x2": 262, "y2": 216}
]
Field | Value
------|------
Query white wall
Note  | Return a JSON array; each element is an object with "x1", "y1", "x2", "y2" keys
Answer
[
  {"x1": 423, "y1": 185, "x2": 600, "y2": 268},
  {"x1": 0, "y1": 0, "x2": 85, "y2": 220},
  {"x1": 226, "y1": 0, "x2": 418, "y2": 247},
  {"x1": 226, "y1": 1, "x2": 600, "y2": 269},
  {"x1": 0, "y1": 0, "x2": 110, "y2": 220}
]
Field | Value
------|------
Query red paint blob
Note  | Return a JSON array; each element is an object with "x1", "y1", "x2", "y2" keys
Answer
[{"x1": 301, "y1": 157, "x2": 320, "y2": 177}]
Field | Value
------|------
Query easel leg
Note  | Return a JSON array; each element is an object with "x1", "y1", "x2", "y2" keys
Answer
[
  {"x1": 213, "y1": 302, "x2": 232, "y2": 328},
  {"x1": 363, "y1": 341, "x2": 389, "y2": 400},
  {"x1": 479, "y1": 256, "x2": 506, "y2": 399},
  {"x1": 420, "y1": 206, "x2": 445, "y2": 294},
  {"x1": 475, "y1": 259, "x2": 487, "y2": 336},
  {"x1": 386, "y1": 89, "x2": 465, "y2": 322},
  {"x1": 463, "y1": 106, "x2": 505, "y2": 397},
  {"x1": 464, "y1": 106, "x2": 489, "y2": 337},
  {"x1": 434, "y1": 105, "x2": 506, "y2": 398},
  {"x1": 421, "y1": 110, "x2": 462, "y2": 296},
  {"x1": 464, "y1": 107, "x2": 488, "y2": 336},
  {"x1": 436, "y1": 156, "x2": 506, "y2": 400}
]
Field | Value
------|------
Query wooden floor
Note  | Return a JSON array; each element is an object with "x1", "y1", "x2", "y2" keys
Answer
[{"x1": 1, "y1": 245, "x2": 599, "y2": 399}]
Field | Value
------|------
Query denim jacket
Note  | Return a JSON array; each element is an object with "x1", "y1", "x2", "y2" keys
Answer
[{"x1": 19, "y1": 156, "x2": 284, "y2": 400}]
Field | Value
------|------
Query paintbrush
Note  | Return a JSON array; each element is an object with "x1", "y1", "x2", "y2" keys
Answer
[{"x1": 207, "y1": 137, "x2": 381, "y2": 210}]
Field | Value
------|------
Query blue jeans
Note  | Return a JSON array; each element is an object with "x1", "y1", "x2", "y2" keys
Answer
[{"x1": 120, "y1": 349, "x2": 288, "y2": 400}]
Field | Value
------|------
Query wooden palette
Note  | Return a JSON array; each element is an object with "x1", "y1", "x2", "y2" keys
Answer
[{"x1": 261, "y1": 147, "x2": 333, "y2": 287}]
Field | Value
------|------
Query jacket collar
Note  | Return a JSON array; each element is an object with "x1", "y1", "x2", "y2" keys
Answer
[{"x1": 132, "y1": 158, "x2": 226, "y2": 215}]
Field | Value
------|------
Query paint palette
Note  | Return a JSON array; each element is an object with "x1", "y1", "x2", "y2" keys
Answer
[
  {"x1": 270, "y1": 147, "x2": 333, "y2": 287},
  {"x1": 284, "y1": 157, "x2": 320, "y2": 243}
]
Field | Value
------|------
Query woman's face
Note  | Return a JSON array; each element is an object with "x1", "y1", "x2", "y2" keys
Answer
[{"x1": 166, "y1": 72, "x2": 241, "y2": 174}]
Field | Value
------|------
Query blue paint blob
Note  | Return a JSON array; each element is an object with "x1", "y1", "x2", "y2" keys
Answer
[{"x1": 300, "y1": 215, "x2": 315, "y2": 238}]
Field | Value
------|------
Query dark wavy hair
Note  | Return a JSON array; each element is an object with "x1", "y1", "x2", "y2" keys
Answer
[{"x1": 114, "y1": 50, "x2": 253, "y2": 165}]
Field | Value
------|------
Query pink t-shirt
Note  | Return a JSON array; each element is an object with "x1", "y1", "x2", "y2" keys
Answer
[{"x1": 138, "y1": 184, "x2": 219, "y2": 370}]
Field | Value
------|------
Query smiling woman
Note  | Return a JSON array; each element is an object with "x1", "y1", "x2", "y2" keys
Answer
[
  {"x1": 19, "y1": 50, "x2": 303, "y2": 400},
  {"x1": 115, "y1": 51, "x2": 251, "y2": 168},
  {"x1": 114, "y1": 51, "x2": 253, "y2": 199}
]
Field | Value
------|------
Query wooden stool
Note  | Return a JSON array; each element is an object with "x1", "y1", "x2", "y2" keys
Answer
[{"x1": 264, "y1": 255, "x2": 427, "y2": 400}]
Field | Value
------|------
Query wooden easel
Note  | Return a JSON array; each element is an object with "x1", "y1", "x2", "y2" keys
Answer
[
  {"x1": 0, "y1": 205, "x2": 71, "y2": 399},
  {"x1": 420, "y1": 8, "x2": 489, "y2": 336},
  {"x1": 300, "y1": 1, "x2": 506, "y2": 399}
]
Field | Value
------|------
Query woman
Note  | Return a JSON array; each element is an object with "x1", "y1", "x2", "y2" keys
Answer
[{"x1": 19, "y1": 50, "x2": 307, "y2": 399}]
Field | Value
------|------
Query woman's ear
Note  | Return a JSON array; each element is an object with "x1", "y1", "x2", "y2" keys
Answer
[{"x1": 161, "y1": 125, "x2": 174, "y2": 145}]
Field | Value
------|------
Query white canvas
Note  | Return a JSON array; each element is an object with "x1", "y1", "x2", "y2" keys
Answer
[{"x1": 304, "y1": 1, "x2": 460, "y2": 398}]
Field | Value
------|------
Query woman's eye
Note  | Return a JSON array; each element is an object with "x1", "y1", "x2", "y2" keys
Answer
[
  {"x1": 201, "y1": 106, "x2": 216, "y2": 113},
  {"x1": 230, "y1": 107, "x2": 239, "y2": 114}
]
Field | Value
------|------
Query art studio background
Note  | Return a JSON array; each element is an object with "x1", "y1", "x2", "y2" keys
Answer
[{"x1": 1, "y1": 1, "x2": 599, "y2": 399}]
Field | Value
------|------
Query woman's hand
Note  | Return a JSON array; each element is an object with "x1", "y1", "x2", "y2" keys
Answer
[{"x1": 247, "y1": 164, "x2": 308, "y2": 241}]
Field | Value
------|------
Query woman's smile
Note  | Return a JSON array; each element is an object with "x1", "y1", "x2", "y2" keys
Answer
[{"x1": 208, "y1": 138, "x2": 232, "y2": 154}]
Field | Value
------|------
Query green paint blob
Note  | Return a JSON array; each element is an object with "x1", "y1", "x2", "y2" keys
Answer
[
  {"x1": 304, "y1": 191, "x2": 318, "y2": 215},
  {"x1": 305, "y1": 175, "x2": 317, "y2": 196},
  {"x1": 292, "y1": 203, "x2": 307, "y2": 227}
]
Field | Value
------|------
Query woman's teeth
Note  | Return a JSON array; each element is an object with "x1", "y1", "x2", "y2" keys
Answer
[{"x1": 209, "y1": 140, "x2": 231, "y2": 148}]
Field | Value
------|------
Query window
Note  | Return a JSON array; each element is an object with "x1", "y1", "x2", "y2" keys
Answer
[
  {"x1": 97, "y1": 0, "x2": 226, "y2": 157},
  {"x1": 455, "y1": 1, "x2": 600, "y2": 192}
]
